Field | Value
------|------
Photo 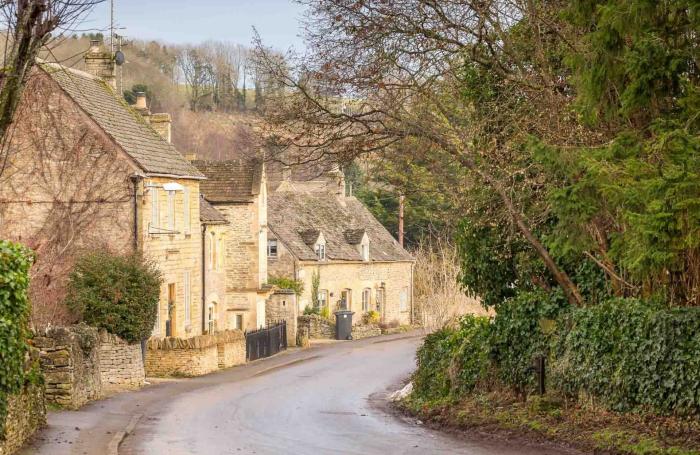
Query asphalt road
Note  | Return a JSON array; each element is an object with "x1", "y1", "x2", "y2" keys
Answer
[{"x1": 23, "y1": 333, "x2": 576, "y2": 455}]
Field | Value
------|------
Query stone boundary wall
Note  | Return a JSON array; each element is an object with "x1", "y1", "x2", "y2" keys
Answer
[
  {"x1": 298, "y1": 315, "x2": 335, "y2": 339},
  {"x1": 146, "y1": 330, "x2": 245, "y2": 377},
  {"x1": 266, "y1": 290, "x2": 298, "y2": 346},
  {"x1": 35, "y1": 325, "x2": 101, "y2": 409},
  {"x1": 0, "y1": 383, "x2": 45, "y2": 455},
  {"x1": 351, "y1": 324, "x2": 382, "y2": 340},
  {"x1": 98, "y1": 330, "x2": 145, "y2": 392}
]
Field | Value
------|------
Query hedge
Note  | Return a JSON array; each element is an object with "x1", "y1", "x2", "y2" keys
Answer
[
  {"x1": 0, "y1": 241, "x2": 34, "y2": 439},
  {"x1": 552, "y1": 298, "x2": 700, "y2": 414}
]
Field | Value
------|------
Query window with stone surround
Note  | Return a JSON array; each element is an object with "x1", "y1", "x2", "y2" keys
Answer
[
  {"x1": 362, "y1": 288, "x2": 371, "y2": 311},
  {"x1": 150, "y1": 187, "x2": 160, "y2": 232},
  {"x1": 376, "y1": 288, "x2": 385, "y2": 313},
  {"x1": 183, "y1": 187, "x2": 191, "y2": 234},
  {"x1": 167, "y1": 190, "x2": 175, "y2": 230},
  {"x1": 317, "y1": 289, "x2": 328, "y2": 309}
]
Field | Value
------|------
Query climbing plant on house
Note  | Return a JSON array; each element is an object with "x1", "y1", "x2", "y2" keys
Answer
[{"x1": 0, "y1": 241, "x2": 34, "y2": 439}]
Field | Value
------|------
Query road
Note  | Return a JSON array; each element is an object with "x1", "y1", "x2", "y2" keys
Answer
[{"x1": 23, "y1": 333, "x2": 576, "y2": 455}]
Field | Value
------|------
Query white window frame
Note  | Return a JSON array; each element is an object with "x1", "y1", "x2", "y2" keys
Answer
[
  {"x1": 151, "y1": 187, "x2": 160, "y2": 231},
  {"x1": 317, "y1": 289, "x2": 328, "y2": 309},
  {"x1": 267, "y1": 239, "x2": 278, "y2": 258},
  {"x1": 376, "y1": 288, "x2": 385, "y2": 313},
  {"x1": 316, "y1": 243, "x2": 326, "y2": 260},
  {"x1": 361, "y1": 243, "x2": 369, "y2": 261},
  {"x1": 183, "y1": 187, "x2": 191, "y2": 234},
  {"x1": 184, "y1": 271, "x2": 191, "y2": 325},
  {"x1": 167, "y1": 190, "x2": 175, "y2": 231},
  {"x1": 362, "y1": 288, "x2": 371, "y2": 312}
]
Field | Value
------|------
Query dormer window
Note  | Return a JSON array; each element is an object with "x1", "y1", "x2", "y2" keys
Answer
[
  {"x1": 316, "y1": 243, "x2": 326, "y2": 260},
  {"x1": 345, "y1": 229, "x2": 369, "y2": 261},
  {"x1": 361, "y1": 242, "x2": 369, "y2": 261}
]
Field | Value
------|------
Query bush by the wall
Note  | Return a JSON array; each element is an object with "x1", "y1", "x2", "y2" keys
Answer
[
  {"x1": 65, "y1": 250, "x2": 162, "y2": 343},
  {"x1": 0, "y1": 241, "x2": 34, "y2": 438},
  {"x1": 413, "y1": 315, "x2": 491, "y2": 401},
  {"x1": 551, "y1": 298, "x2": 700, "y2": 415}
]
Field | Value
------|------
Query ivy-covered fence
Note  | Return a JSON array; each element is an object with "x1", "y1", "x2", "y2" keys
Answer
[
  {"x1": 0, "y1": 240, "x2": 34, "y2": 438},
  {"x1": 412, "y1": 295, "x2": 700, "y2": 416}
]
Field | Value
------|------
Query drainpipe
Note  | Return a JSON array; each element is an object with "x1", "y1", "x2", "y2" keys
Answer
[
  {"x1": 201, "y1": 223, "x2": 207, "y2": 335},
  {"x1": 129, "y1": 175, "x2": 142, "y2": 252}
]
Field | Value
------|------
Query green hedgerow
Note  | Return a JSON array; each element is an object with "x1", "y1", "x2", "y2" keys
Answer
[
  {"x1": 65, "y1": 250, "x2": 162, "y2": 343},
  {"x1": 0, "y1": 240, "x2": 34, "y2": 439}
]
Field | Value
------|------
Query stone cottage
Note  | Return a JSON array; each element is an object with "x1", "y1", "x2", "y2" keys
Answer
[
  {"x1": 191, "y1": 158, "x2": 272, "y2": 331},
  {"x1": 0, "y1": 41, "x2": 208, "y2": 337},
  {"x1": 267, "y1": 172, "x2": 415, "y2": 325}
]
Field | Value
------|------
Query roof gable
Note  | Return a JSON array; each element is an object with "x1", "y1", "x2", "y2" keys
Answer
[
  {"x1": 200, "y1": 196, "x2": 228, "y2": 224},
  {"x1": 268, "y1": 192, "x2": 413, "y2": 262},
  {"x1": 40, "y1": 64, "x2": 203, "y2": 178},
  {"x1": 192, "y1": 159, "x2": 262, "y2": 203}
]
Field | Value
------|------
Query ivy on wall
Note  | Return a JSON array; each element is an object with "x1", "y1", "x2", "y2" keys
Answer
[{"x1": 0, "y1": 241, "x2": 34, "y2": 439}]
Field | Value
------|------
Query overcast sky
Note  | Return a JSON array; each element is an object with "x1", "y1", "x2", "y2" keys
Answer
[{"x1": 83, "y1": 0, "x2": 307, "y2": 51}]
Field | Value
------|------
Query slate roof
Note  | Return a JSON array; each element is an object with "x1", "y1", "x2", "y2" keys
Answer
[
  {"x1": 268, "y1": 192, "x2": 414, "y2": 262},
  {"x1": 200, "y1": 196, "x2": 228, "y2": 224},
  {"x1": 40, "y1": 63, "x2": 203, "y2": 178},
  {"x1": 191, "y1": 159, "x2": 262, "y2": 203}
]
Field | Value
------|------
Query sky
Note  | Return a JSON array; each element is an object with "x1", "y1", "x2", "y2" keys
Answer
[{"x1": 83, "y1": 0, "x2": 308, "y2": 51}]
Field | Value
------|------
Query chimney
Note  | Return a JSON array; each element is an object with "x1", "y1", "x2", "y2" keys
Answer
[
  {"x1": 84, "y1": 39, "x2": 116, "y2": 90},
  {"x1": 132, "y1": 91, "x2": 150, "y2": 119},
  {"x1": 150, "y1": 113, "x2": 172, "y2": 143}
]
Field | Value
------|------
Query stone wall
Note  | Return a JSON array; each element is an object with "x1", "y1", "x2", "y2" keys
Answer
[
  {"x1": 98, "y1": 331, "x2": 145, "y2": 392},
  {"x1": 0, "y1": 384, "x2": 45, "y2": 455},
  {"x1": 298, "y1": 315, "x2": 335, "y2": 339},
  {"x1": 351, "y1": 324, "x2": 382, "y2": 340},
  {"x1": 266, "y1": 290, "x2": 298, "y2": 346},
  {"x1": 35, "y1": 325, "x2": 101, "y2": 409},
  {"x1": 216, "y1": 330, "x2": 246, "y2": 368},
  {"x1": 146, "y1": 330, "x2": 246, "y2": 377}
]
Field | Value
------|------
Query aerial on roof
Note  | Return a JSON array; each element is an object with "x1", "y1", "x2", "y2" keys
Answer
[
  {"x1": 191, "y1": 159, "x2": 262, "y2": 203},
  {"x1": 268, "y1": 192, "x2": 413, "y2": 262},
  {"x1": 199, "y1": 196, "x2": 228, "y2": 224},
  {"x1": 40, "y1": 63, "x2": 203, "y2": 179}
]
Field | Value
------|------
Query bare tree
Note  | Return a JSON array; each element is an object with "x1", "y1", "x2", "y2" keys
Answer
[
  {"x1": 252, "y1": 1, "x2": 588, "y2": 306},
  {"x1": 177, "y1": 45, "x2": 214, "y2": 112},
  {"x1": 0, "y1": 0, "x2": 104, "y2": 178}
]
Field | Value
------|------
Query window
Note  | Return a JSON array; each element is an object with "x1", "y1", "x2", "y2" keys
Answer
[
  {"x1": 217, "y1": 235, "x2": 225, "y2": 270},
  {"x1": 341, "y1": 289, "x2": 352, "y2": 310},
  {"x1": 317, "y1": 289, "x2": 328, "y2": 309},
  {"x1": 235, "y1": 314, "x2": 243, "y2": 330},
  {"x1": 267, "y1": 239, "x2": 278, "y2": 258},
  {"x1": 209, "y1": 232, "x2": 216, "y2": 270},
  {"x1": 184, "y1": 271, "x2": 191, "y2": 325},
  {"x1": 167, "y1": 190, "x2": 175, "y2": 230},
  {"x1": 167, "y1": 283, "x2": 176, "y2": 337},
  {"x1": 361, "y1": 243, "x2": 369, "y2": 261},
  {"x1": 376, "y1": 288, "x2": 385, "y2": 313},
  {"x1": 153, "y1": 299, "x2": 161, "y2": 335},
  {"x1": 362, "y1": 288, "x2": 371, "y2": 312},
  {"x1": 400, "y1": 287, "x2": 409, "y2": 312},
  {"x1": 151, "y1": 187, "x2": 160, "y2": 231},
  {"x1": 316, "y1": 243, "x2": 326, "y2": 260},
  {"x1": 208, "y1": 302, "x2": 217, "y2": 333},
  {"x1": 183, "y1": 187, "x2": 190, "y2": 234}
]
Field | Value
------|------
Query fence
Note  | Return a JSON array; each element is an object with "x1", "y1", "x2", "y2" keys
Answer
[{"x1": 245, "y1": 321, "x2": 288, "y2": 361}]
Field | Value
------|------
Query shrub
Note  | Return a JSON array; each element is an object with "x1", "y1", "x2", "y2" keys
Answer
[
  {"x1": 0, "y1": 241, "x2": 34, "y2": 438},
  {"x1": 363, "y1": 310, "x2": 380, "y2": 324},
  {"x1": 319, "y1": 306, "x2": 331, "y2": 319},
  {"x1": 65, "y1": 250, "x2": 162, "y2": 343},
  {"x1": 490, "y1": 290, "x2": 568, "y2": 395},
  {"x1": 268, "y1": 275, "x2": 304, "y2": 296},
  {"x1": 303, "y1": 305, "x2": 319, "y2": 316},
  {"x1": 551, "y1": 298, "x2": 700, "y2": 415},
  {"x1": 412, "y1": 315, "x2": 491, "y2": 401}
]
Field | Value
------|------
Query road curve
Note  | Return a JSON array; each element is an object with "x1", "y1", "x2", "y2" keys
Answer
[{"x1": 23, "y1": 333, "x2": 576, "y2": 455}]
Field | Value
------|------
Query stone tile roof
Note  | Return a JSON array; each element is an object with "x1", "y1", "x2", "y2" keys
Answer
[
  {"x1": 268, "y1": 192, "x2": 414, "y2": 262},
  {"x1": 40, "y1": 63, "x2": 204, "y2": 178},
  {"x1": 299, "y1": 229, "x2": 321, "y2": 246},
  {"x1": 344, "y1": 229, "x2": 366, "y2": 245},
  {"x1": 191, "y1": 159, "x2": 262, "y2": 203},
  {"x1": 200, "y1": 196, "x2": 228, "y2": 224}
]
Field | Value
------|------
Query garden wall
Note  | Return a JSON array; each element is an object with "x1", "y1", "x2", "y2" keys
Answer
[
  {"x1": 98, "y1": 330, "x2": 145, "y2": 392},
  {"x1": 0, "y1": 384, "x2": 45, "y2": 455},
  {"x1": 35, "y1": 325, "x2": 101, "y2": 409},
  {"x1": 146, "y1": 330, "x2": 246, "y2": 377},
  {"x1": 298, "y1": 314, "x2": 334, "y2": 339},
  {"x1": 352, "y1": 324, "x2": 382, "y2": 339},
  {"x1": 266, "y1": 290, "x2": 298, "y2": 346}
]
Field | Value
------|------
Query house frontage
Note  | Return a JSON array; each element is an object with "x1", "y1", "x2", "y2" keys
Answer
[
  {"x1": 191, "y1": 158, "x2": 272, "y2": 331},
  {"x1": 267, "y1": 176, "x2": 415, "y2": 325},
  {"x1": 0, "y1": 41, "x2": 209, "y2": 337}
]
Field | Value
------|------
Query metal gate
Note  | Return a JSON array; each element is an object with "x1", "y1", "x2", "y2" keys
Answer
[{"x1": 245, "y1": 320, "x2": 287, "y2": 361}]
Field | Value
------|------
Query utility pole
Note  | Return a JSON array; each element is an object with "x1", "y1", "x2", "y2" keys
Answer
[{"x1": 398, "y1": 193, "x2": 405, "y2": 247}]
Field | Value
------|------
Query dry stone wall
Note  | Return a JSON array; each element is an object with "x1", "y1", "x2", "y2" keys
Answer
[
  {"x1": 0, "y1": 384, "x2": 45, "y2": 455},
  {"x1": 35, "y1": 325, "x2": 101, "y2": 409},
  {"x1": 146, "y1": 330, "x2": 245, "y2": 377},
  {"x1": 266, "y1": 290, "x2": 298, "y2": 346},
  {"x1": 98, "y1": 331, "x2": 145, "y2": 392},
  {"x1": 351, "y1": 324, "x2": 382, "y2": 340},
  {"x1": 298, "y1": 315, "x2": 335, "y2": 339}
]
